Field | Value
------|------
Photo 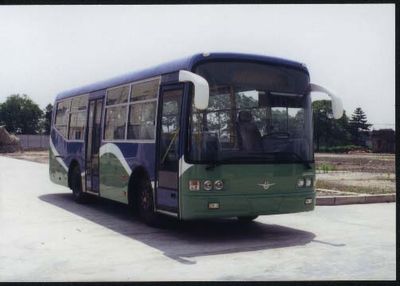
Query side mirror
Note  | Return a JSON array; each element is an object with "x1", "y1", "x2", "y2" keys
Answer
[
  {"x1": 310, "y1": 83, "x2": 343, "y2": 119},
  {"x1": 179, "y1": 70, "x2": 209, "y2": 110}
]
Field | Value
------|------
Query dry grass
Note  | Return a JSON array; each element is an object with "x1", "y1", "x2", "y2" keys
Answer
[
  {"x1": 316, "y1": 179, "x2": 395, "y2": 195},
  {"x1": 315, "y1": 153, "x2": 395, "y2": 173}
]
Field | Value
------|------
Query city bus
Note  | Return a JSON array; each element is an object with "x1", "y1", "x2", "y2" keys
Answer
[{"x1": 49, "y1": 52, "x2": 343, "y2": 225}]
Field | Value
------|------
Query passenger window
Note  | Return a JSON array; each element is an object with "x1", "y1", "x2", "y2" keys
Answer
[
  {"x1": 68, "y1": 112, "x2": 86, "y2": 140},
  {"x1": 55, "y1": 100, "x2": 71, "y2": 138},
  {"x1": 103, "y1": 77, "x2": 160, "y2": 141},
  {"x1": 70, "y1": 95, "x2": 88, "y2": 112},
  {"x1": 67, "y1": 94, "x2": 88, "y2": 140},
  {"x1": 131, "y1": 79, "x2": 160, "y2": 102},
  {"x1": 106, "y1": 85, "x2": 129, "y2": 105},
  {"x1": 127, "y1": 101, "x2": 156, "y2": 140},
  {"x1": 104, "y1": 106, "x2": 127, "y2": 140}
]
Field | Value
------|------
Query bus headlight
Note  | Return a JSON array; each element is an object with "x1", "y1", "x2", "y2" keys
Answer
[
  {"x1": 297, "y1": 178, "x2": 305, "y2": 188},
  {"x1": 214, "y1": 180, "x2": 224, "y2": 190},
  {"x1": 305, "y1": 177, "x2": 312, "y2": 187},
  {"x1": 203, "y1": 180, "x2": 213, "y2": 191}
]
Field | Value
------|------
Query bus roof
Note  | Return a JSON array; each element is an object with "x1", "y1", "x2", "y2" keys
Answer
[{"x1": 55, "y1": 52, "x2": 308, "y2": 101}]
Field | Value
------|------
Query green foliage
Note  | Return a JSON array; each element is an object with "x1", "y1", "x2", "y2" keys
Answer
[
  {"x1": 316, "y1": 163, "x2": 336, "y2": 173},
  {"x1": 312, "y1": 100, "x2": 352, "y2": 151},
  {"x1": 38, "y1": 103, "x2": 53, "y2": 135},
  {"x1": 0, "y1": 94, "x2": 43, "y2": 134},
  {"x1": 349, "y1": 107, "x2": 371, "y2": 146},
  {"x1": 312, "y1": 101, "x2": 374, "y2": 152},
  {"x1": 318, "y1": 145, "x2": 364, "y2": 153}
]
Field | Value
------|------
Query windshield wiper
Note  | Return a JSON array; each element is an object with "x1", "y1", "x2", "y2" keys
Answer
[
  {"x1": 205, "y1": 161, "x2": 222, "y2": 171},
  {"x1": 205, "y1": 155, "x2": 274, "y2": 170},
  {"x1": 272, "y1": 151, "x2": 312, "y2": 169},
  {"x1": 205, "y1": 152, "x2": 311, "y2": 170}
]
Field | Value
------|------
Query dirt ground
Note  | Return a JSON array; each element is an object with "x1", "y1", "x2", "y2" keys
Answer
[
  {"x1": 315, "y1": 153, "x2": 395, "y2": 173},
  {"x1": 0, "y1": 150, "x2": 49, "y2": 164},
  {"x1": 314, "y1": 153, "x2": 396, "y2": 195},
  {"x1": 0, "y1": 150, "x2": 396, "y2": 195},
  {"x1": 316, "y1": 171, "x2": 395, "y2": 194}
]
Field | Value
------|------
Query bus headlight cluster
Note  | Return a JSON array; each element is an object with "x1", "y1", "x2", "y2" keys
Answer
[
  {"x1": 297, "y1": 178, "x2": 305, "y2": 187},
  {"x1": 214, "y1": 180, "x2": 224, "y2": 190},
  {"x1": 297, "y1": 177, "x2": 313, "y2": 188},
  {"x1": 189, "y1": 180, "x2": 224, "y2": 191},
  {"x1": 203, "y1": 180, "x2": 213, "y2": 191},
  {"x1": 305, "y1": 178, "x2": 313, "y2": 187}
]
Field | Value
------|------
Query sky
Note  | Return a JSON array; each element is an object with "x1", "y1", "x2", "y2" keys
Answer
[{"x1": 0, "y1": 4, "x2": 395, "y2": 130}]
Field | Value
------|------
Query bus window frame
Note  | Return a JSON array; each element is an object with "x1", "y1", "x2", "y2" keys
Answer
[
  {"x1": 53, "y1": 94, "x2": 89, "y2": 143},
  {"x1": 102, "y1": 76, "x2": 161, "y2": 144},
  {"x1": 53, "y1": 99, "x2": 75, "y2": 142},
  {"x1": 68, "y1": 94, "x2": 89, "y2": 142}
]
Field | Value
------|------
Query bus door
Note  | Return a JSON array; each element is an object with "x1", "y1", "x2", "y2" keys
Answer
[
  {"x1": 155, "y1": 85, "x2": 183, "y2": 214},
  {"x1": 85, "y1": 98, "x2": 103, "y2": 194}
]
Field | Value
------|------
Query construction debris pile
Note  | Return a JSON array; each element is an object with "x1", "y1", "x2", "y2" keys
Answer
[{"x1": 0, "y1": 125, "x2": 22, "y2": 153}]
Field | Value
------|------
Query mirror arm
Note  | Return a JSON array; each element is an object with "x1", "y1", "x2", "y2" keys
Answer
[
  {"x1": 178, "y1": 70, "x2": 209, "y2": 110},
  {"x1": 310, "y1": 83, "x2": 343, "y2": 119}
]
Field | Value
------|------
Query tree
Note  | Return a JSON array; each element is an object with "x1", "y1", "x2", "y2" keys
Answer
[
  {"x1": 0, "y1": 94, "x2": 43, "y2": 134},
  {"x1": 349, "y1": 107, "x2": 371, "y2": 146},
  {"x1": 312, "y1": 100, "x2": 352, "y2": 151},
  {"x1": 38, "y1": 103, "x2": 53, "y2": 135}
]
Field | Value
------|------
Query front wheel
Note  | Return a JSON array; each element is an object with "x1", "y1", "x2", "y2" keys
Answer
[
  {"x1": 237, "y1": 216, "x2": 258, "y2": 222},
  {"x1": 138, "y1": 179, "x2": 161, "y2": 226},
  {"x1": 70, "y1": 166, "x2": 88, "y2": 204}
]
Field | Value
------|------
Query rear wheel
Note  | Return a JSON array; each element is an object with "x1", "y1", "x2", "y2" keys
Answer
[
  {"x1": 237, "y1": 215, "x2": 258, "y2": 222},
  {"x1": 137, "y1": 178, "x2": 161, "y2": 226},
  {"x1": 70, "y1": 165, "x2": 88, "y2": 204}
]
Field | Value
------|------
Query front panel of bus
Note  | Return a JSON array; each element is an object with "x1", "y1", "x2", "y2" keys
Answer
[{"x1": 179, "y1": 60, "x2": 315, "y2": 220}]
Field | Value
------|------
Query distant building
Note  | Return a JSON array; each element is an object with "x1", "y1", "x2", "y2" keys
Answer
[{"x1": 371, "y1": 129, "x2": 395, "y2": 153}]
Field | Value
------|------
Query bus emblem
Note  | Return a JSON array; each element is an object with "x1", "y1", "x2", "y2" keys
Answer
[{"x1": 258, "y1": 179, "x2": 275, "y2": 190}]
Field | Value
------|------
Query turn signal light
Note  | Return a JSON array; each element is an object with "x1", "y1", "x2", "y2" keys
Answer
[{"x1": 189, "y1": 180, "x2": 200, "y2": 191}]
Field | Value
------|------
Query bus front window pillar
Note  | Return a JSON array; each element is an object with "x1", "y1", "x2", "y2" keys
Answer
[{"x1": 178, "y1": 70, "x2": 209, "y2": 110}]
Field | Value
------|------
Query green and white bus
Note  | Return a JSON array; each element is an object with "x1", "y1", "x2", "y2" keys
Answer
[{"x1": 49, "y1": 52, "x2": 343, "y2": 225}]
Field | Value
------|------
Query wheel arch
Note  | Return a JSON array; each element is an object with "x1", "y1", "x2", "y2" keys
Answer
[
  {"x1": 127, "y1": 165, "x2": 151, "y2": 209},
  {"x1": 68, "y1": 159, "x2": 81, "y2": 189}
]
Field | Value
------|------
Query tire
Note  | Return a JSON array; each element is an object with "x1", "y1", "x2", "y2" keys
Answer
[
  {"x1": 137, "y1": 178, "x2": 161, "y2": 226},
  {"x1": 237, "y1": 215, "x2": 258, "y2": 222},
  {"x1": 70, "y1": 165, "x2": 88, "y2": 204}
]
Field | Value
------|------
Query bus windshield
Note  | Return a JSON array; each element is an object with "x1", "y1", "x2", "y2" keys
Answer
[{"x1": 187, "y1": 61, "x2": 313, "y2": 164}]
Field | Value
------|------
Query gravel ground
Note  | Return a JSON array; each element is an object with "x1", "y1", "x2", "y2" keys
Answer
[
  {"x1": 0, "y1": 150, "x2": 48, "y2": 164},
  {"x1": 316, "y1": 171, "x2": 395, "y2": 194},
  {"x1": 315, "y1": 153, "x2": 395, "y2": 173},
  {"x1": 315, "y1": 188, "x2": 361, "y2": 197}
]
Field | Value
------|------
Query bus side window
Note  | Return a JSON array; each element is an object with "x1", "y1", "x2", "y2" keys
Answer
[
  {"x1": 127, "y1": 78, "x2": 159, "y2": 140},
  {"x1": 103, "y1": 85, "x2": 130, "y2": 140},
  {"x1": 104, "y1": 106, "x2": 127, "y2": 140},
  {"x1": 55, "y1": 99, "x2": 71, "y2": 138},
  {"x1": 127, "y1": 101, "x2": 157, "y2": 140},
  {"x1": 68, "y1": 94, "x2": 88, "y2": 140}
]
